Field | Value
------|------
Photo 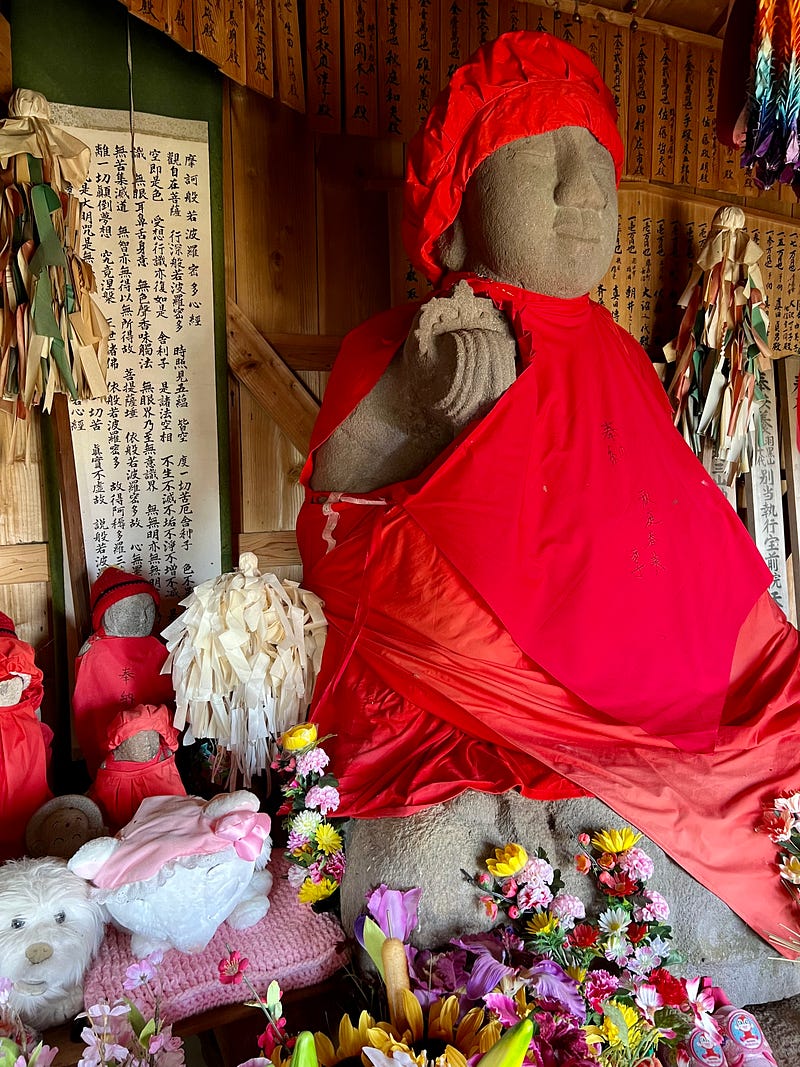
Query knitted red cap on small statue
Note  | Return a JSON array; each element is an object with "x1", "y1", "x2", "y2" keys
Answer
[
  {"x1": 0, "y1": 612, "x2": 52, "y2": 858},
  {"x1": 72, "y1": 567, "x2": 175, "y2": 776}
]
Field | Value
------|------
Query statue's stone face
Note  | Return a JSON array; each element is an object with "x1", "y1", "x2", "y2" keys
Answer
[
  {"x1": 445, "y1": 125, "x2": 619, "y2": 299},
  {"x1": 103, "y1": 592, "x2": 156, "y2": 637}
]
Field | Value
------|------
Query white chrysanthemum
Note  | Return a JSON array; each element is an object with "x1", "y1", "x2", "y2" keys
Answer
[
  {"x1": 291, "y1": 810, "x2": 323, "y2": 837},
  {"x1": 598, "y1": 906, "x2": 631, "y2": 937}
]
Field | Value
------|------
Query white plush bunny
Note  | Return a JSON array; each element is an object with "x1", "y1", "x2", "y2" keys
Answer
[{"x1": 69, "y1": 791, "x2": 272, "y2": 957}]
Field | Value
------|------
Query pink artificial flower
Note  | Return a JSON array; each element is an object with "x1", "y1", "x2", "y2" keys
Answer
[
  {"x1": 574, "y1": 854, "x2": 592, "y2": 875},
  {"x1": 476, "y1": 871, "x2": 492, "y2": 886},
  {"x1": 684, "y1": 977, "x2": 718, "y2": 1036},
  {"x1": 577, "y1": 832, "x2": 591, "y2": 846},
  {"x1": 0, "y1": 978, "x2": 12, "y2": 1006},
  {"x1": 218, "y1": 951, "x2": 249, "y2": 985},
  {"x1": 123, "y1": 957, "x2": 157, "y2": 991},
  {"x1": 636, "y1": 888, "x2": 670, "y2": 922},
  {"x1": 583, "y1": 969, "x2": 619, "y2": 1013},
  {"x1": 296, "y1": 748, "x2": 330, "y2": 776},
  {"x1": 325, "y1": 850, "x2": 346, "y2": 881},
  {"x1": 551, "y1": 893, "x2": 585, "y2": 929},
  {"x1": 501, "y1": 879, "x2": 518, "y2": 898},
  {"x1": 287, "y1": 864, "x2": 307, "y2": 889},
  {"x1": 304, "y1": 785, "x2": 340, "y2": 815},
  {"x1": 507, "y1": 905, "x2": 520, "y2": 920},
  {"x1": 480, "y1": 896, "x2": 498, "y2": 921},
  {"x1": 618, "y1": 846, "x2": 655, "y2": 881},
  {"x1": 633, "y1": 982, "x2": 663, "y2": 1022},
  {"x1": 518, "y1": 857, "x2": 554, "y2": 885},
  {"x1": 516, "y1": 882, "x2": 553, "y2": 910}
]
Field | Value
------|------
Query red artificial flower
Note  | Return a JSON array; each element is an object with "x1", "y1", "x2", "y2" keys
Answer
[
  {"x1": 574, "y1": 854, "x2": 592, "y2": 875},
  {"x1": 650, "y1": 968, "x2": 686, "y2": 1007},
  {"x1": 276, "y1": 802, "x2": 293, "y2": 817},
  {"x1": 568, "y1": 922, "x2": 599, "y2": 947},
  {"x1": 598, "y1": 870, "x2": 638, "y2": 897},
  {"x1": 507, "y1": 905, "x2": 520, "y2": 919},
  {"x1": 758, "y1": 808, "x2": 793, "y2": 842},
  {"x1": 258, "y1": 1020, "x2": 290, "y2": 1057},
  {"x1": 218, "y1": 950, "x2": 249, "y2": 984},
  {"x1": 627, "y1": 923, "x2": 649, "y2": 944}
]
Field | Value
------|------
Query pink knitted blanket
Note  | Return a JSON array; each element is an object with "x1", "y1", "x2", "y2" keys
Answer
[{"x1": 83, "y1": 851, "x2": 349, "y2": 1023}]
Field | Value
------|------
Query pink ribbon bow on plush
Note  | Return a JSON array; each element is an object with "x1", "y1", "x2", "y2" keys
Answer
[{"x1": 212, "y1": 811, "x2": 271, "y2": 861}]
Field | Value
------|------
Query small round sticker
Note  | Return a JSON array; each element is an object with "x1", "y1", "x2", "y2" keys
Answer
[
  {"x1": 726, "y1": 1009, "x2": 764, "y2": 1049},
  {"x1": 689, "y1": 1029, "x2": 725, "y2": 1065}
]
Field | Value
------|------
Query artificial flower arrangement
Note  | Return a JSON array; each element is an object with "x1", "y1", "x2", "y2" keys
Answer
[
  {"x1": 0, "y1": 953, "x2": 184, "y2": 1067},
  {"x1": 757, "y1": 788, "x2": 800, "y2": 954},
  {"x1": 221, "y1": 825, "x2": 778, "y2": 1067},
  {"x1": 271, "y1": 723, "x2": 346, "y2": 908}
]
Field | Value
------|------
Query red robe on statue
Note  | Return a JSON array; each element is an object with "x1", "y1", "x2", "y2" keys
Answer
[
  {"x1": 297, "y1": 272, "x2": 800, "y2": 956},
  {"x1": 72, "y1": 633, "x2": 175, "y2": 776}
]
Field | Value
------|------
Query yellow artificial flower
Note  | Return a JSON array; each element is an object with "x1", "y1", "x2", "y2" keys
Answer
[
  {"x1": 298, "y1": 876, "x2": 338, "y2": 904},
  {"x1": 282, "y1": 722, "x2": 318, "y2": 750},
  {"x1": 314, "y1": 1011, "x2": 391, "y2": 1066},
  {"x1": 583, "y1": 1002, "x2": 643, "y2": 1049},
  {"x1": 525, "y1": 912, "x2": 559, "y2": 936},
  {"x1": 486, "y1": 843, "x2": 528, "y2": 878},
  {"x1": 590, "y1": 827, "x2": 642, "y2": 855},
  {"x1": 315, "y1": 823, "x2": 343, "y2": 855},
  {"x1": 565, "y1": 965, "x2": 587, "y2": 984}
]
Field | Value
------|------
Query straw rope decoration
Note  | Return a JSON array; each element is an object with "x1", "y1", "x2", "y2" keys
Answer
[{"x1": 161, "y1": 552, "x2": 328, "y2": 790}]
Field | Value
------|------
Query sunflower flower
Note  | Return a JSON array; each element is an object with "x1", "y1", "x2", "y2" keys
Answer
[
  {"x1": 315, "y1": 823, "x2": 343, "y2": 855},
  {"x1": 367, "y1": 993, "x2": 501, "y2": 1067},
  {"x1": 314, "y1": 1011, "x2": 391, "y2": 1066},
  {"x1": 590, "y1": 828, "x2": 642, "y2": 855},
  {"x1": 486, "y1": 844, "x2": 528, "y2": 878},
  {"x1": 525, "y1": 912, "x2": 559, "y2": 936}
]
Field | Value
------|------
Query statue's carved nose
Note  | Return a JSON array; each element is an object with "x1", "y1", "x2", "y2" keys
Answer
[{"x1": 25, "y1": 943, "x2": 53, "y2": 965}]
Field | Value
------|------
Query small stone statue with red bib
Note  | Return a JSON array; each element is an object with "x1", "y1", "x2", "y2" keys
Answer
[{"x1": 72, "y1": 568, "x2": 175, "y2": 777}]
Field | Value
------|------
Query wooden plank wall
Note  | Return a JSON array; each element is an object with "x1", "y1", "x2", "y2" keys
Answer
[{"x1": 225, "y1": 0, "x2": 800, "y2": 599}]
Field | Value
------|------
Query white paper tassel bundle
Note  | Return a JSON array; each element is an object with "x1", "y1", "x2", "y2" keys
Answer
[{"x1": 161, "y1": 552, "x2": 327, "y2": 788}]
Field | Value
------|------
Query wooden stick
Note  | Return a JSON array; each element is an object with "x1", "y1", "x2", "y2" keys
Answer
[
  {"x1": 50, "y1": 393, "x2": 91, "y2": 644},
  {"x1": 522, "y1": 0, "x2": 724, "y2": 48}
]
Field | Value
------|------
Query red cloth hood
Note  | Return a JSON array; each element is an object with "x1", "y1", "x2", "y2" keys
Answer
[
  {"x1": 105, "y1": 702, "x2": 180, "y2": 754},
  {"x1": 0, "y1": 634, "x2": 43, "y2": 717},
  {"x1": 403, "y1": 30, "x2": 624, "y2": 285},
  {"x1": 91, "y1": 567, "x2": 159, "y2": 632}
]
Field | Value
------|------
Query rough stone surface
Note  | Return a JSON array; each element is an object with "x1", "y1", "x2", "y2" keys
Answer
[
  {"x1": 749, "y1": 995, "x2": 800, "y2": 1064},
  {"x1": 342, "y1": 791, "x2": 800, "y2": 1007}
]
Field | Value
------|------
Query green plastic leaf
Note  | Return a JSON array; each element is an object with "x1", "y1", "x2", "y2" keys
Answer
[
  {"x1": 0, "y1": 1038, "x2": 22, "y2": 1067},
  {"x1": 291, "y1": 1031, "x2": 319, "y2": 1067},
  {"x1": 475, "y1": 1018, "x2": 534, "y2": 1067},
  {"x1": 362, "y1": 915, "x2": 387, "y2": 980},
  {"x1": 139, "y1": 1018, "x2": 157, "y2": 1044},
  {"x1": 127, "y1": 1002, "x2": 147, "y2": 1039},
  {"x1": 266, "y1": 979, "x2": 283, "y2": 1016},
  {"x1": 603, "y1": 1001, "x2": 630, "y2": 1046}
]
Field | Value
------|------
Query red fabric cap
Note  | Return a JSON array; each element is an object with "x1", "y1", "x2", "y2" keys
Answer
[
  {"x1": 403, "y1": 30, "x2": 625, "y2": 285},
  {"x1": 104, "y1": 703, "x2": 180, "y2": 755},
  {"x1": 0, "y1": 634, "x2": 44, "y2": 717},
  {"x1": 0, "y1": 613, "x2": 15, "y2": 637},
  {"x1": 90, "y1": 567, "x2": 159, "y2": 632}
]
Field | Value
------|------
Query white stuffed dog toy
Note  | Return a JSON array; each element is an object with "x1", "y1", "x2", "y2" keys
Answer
[
  {"x1": 69, "y1": 791, "x2": 273, "y2": 957},
  {"x1": 0, "y1": 857, "x2": 105, "y2": 1030}
]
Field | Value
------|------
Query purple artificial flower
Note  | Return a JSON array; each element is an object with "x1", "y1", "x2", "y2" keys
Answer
[
  {"x1": 524, "y1": 959, "x2": 586, "y2": 1022},
  {"x1": 325, "y1": 850, "x2": 346, "y2": 881},
  {"x1": 286, "y1": 830, "x2": 309, "y2": 852},
  {"x1": 529, "y1": 1012, "x2": 596, "y2": 1067},
  {"x1": 406, "y1": 946, "x2": 470, "y2": 1009},
  {"x1": 450, "y1": 932, "x2": 516, "y2": 1000},
  {"x1": 365, "y1": 884, "x2": 422, "y2": 940}
]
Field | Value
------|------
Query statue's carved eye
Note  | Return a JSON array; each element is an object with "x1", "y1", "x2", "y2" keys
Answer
[
  {"x1": 54, "y1": 912, "x2": 66, "y2": 925},
  {"x1": 10, "y1": 919, "x2": 24, "y2": 930}
]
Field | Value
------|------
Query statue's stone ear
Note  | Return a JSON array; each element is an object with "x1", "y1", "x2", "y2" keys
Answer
[{"x1": 437, "y1": 216, "x2": 468, "y2": 272}]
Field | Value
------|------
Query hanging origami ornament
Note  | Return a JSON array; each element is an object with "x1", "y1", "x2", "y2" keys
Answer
[
  {"x1": 161, "y1": 552, "x2": 328, "y2": 789},
  {"x1": 664, "y1": 205, "x2": 773, "y2": 483},
  {"x1": 739, "y1": 0, "x2": 800, "y2": 189},
  {"x1": 0, "y1": 89, "x2": 111, "y2": 455}
]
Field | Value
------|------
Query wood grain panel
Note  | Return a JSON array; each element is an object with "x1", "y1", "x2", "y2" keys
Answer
[
  {"x1": 226, "y1": 298, "x2": 320, "y2": 456},
  {"x1": 167, "y1": 0, "x2": 193, "y2": 49},
  {"x1": 651, "y1": 35, "x2": 676, "y2": 185},
  {"x1": 315, "y1": 137, "x2": 400, "y2": 335},
  {"x1": 0, "y1": 543, "x2": 49, "y2": 585},
  {"x1": 377, "y1": 0, "x2": 406, "y2": 137},
  {"x1": 193, "y1": 0, "x2": 228, "y2": 68},
  {"x1": 274, "y1": 0, "x2": 305, "y2": 111},
  {"x1": 407, "y1": 0, "x2": 441, "y2": 136},
  {"x1": 343, "y1": 0, "x2": 379, "y2": 135},
  {"x1": 626, "y1": 29, "x2": 655, "y2": 181},
  {"x1": 238, "y1": 529, "x2": 301, "y2": 567},
  {"x1": 468, "y1": 0, "x2": 498, "y2": 54},
  {"x1": 440, "y1": 0, "x2": 470, "y2": 85},
  {"x1": 0, "y1": 583, "x2": 50, "y2": 649},
  {"x1": 124, "y1": 0, "x2": 168, "y2": 31},
  {"x1": 0, "y1": 415, "x2": 46, "y2": 544}
]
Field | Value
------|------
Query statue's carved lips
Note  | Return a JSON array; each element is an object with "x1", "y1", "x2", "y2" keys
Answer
[
  {"x1": 553, "y1": 227, "x2": 600, "y2": 242},
  {"x1": 553, "y1": 207, "x2": 603, "y2": 241}
]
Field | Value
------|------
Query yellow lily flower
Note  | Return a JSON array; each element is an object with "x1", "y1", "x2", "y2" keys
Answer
[
  {"x1": 486, "y1": 844, "x2": 528, "y2": 878},
  {"x1": 590, "y1": 827, "x2": 642, "y2": 855}
]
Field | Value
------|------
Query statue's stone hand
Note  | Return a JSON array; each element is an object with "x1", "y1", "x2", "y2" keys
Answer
[{"x1": 403, "y1": 280, "x2": 517, "y2": 428}]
